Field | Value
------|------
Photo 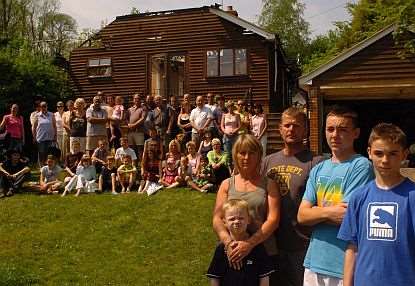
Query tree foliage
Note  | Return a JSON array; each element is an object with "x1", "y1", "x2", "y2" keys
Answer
[
  {"x1": 0, "y1": 0, "x2": 74, "y2": 117},
  {"x1": 0, "y1": 0, "x2": 77, "y2": 57},
  {"x1": 303, "y1": 0, "x2": 415, "y2": 73},
  {"x1": 259, "y1": 0, "x2": 311, "y2": 64}
]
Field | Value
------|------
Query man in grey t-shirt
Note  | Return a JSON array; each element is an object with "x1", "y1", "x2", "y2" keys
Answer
[
  {"x1": 86, "y1": 96, "x2": 108, "y2": 154},
  {"x1": 261, "y1": 107, "x2": 322, "y2": 286}
]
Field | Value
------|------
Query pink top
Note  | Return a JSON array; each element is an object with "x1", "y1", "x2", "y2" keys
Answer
[
  {"x1": 223, "y1": 113, "x2": 238, "y2": 134},
  {"x1": 112, "y1": 105, "x2": 124, "y2": 120},
  {"x1": 4, "y1": 114, "x2": 23, "y2": 139},
  {"x1": 251, "y1": 114, "x2": 266, "y2": 138}
]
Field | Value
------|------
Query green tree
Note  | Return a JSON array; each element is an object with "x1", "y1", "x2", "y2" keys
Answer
[
  {"x1": 259, "y1": 0, "x2": 311, "y2": 63},
  {"x1": 303, "y1": 0, "x2": 415, "y2": 73}
]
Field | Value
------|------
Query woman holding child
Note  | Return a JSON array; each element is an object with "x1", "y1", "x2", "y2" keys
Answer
[{"x1": 212, "y1": 134, "x2": 280, "y2": 274}]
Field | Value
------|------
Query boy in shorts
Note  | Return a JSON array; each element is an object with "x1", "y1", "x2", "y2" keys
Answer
[
  {"x1": 338, "y1": 123, "x2": 415, "y2": 286},
  {"x1": 99, "y1": 155, "x2": 117, "y2": 195},
  {"x1": 207, "y1": 199, "x2": 274, "y2": 286},
  {"x1": 117, "y1": 154, "x2": 136, "y2": 193}
]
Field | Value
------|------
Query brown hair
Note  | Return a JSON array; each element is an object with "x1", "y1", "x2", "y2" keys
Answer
[
  {"x1": 368, "y1": 123, "x2": 407, "y2": 148},
  {"x1": 281, "y1": 107, "x2": 307, "y2": 126},
  {"x1": 326, "y1": 105, "x2": 359, "y2": 128}
]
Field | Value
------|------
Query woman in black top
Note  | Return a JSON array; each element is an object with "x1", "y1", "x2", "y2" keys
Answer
[
  {"x1": 177, "y1": 103, "x2": 192, "y2": 146},
  {"x1": 69, "y1": 98, "x2": 87, "y2": 153}
]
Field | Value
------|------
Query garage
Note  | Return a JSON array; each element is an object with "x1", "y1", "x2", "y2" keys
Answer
[{"x1": 299, "y1": 25, "x2": 415, "y2": 155}]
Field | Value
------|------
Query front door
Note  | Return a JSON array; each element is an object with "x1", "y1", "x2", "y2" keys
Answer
[{"x1": 150, "y1": 52, "x2": 186, "y2": 98}]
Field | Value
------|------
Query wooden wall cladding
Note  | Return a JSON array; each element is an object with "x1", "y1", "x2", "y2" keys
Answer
[
  {"x1": 314, "y1": 34, "x2": 415, "y2": 89},
  {"x1": 69, "y1": 8, "x2": 276, "y2": 107}
]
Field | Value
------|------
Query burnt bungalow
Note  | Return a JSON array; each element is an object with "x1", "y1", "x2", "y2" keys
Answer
[{"x1": 69, "y1": 5, "x2": 291, "y2": 113}]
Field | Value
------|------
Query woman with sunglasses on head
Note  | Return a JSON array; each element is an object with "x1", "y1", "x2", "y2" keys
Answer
[{"x1": 235, "y1": 99, "x2": 250, "y2": 135}]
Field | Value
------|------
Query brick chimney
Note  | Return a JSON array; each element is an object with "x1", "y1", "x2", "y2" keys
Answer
[{"x1": 225, "y1": 6, "x2": 238, "y2": 17}]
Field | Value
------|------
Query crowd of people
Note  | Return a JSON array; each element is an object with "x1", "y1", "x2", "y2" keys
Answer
[
  {"x1": 0, "y1": 91, "x2": 267, "y2": 197},
  {"x1": 1, "y1": 92, "x2": 414, "y2": 286}
]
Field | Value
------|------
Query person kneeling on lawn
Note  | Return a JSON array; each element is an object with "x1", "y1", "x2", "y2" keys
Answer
[
  {"x1": 188, "y1": 155, "x2": 214, "y2": 193},
  {"x1": 175, "y1": 156, "x2": 192, "y2": 187},
  {"x1": 62, "y1": 155, "x2": 97, "y2": 197},
  {"x1": 0, "y1": 149, "x2": 30, "y2": 197},
  {"x1": 39, "y1": 155, "x2": 63, "y2": 194},
  {"x1": 99, "y1": 155, "x2": 117, "y2": 194},
  {"x1": 117, "y1": 155, "x2": 136, "y2": 193},
  {"x1": 207, "y1": 199, "x2": 274, "y2": 286}
]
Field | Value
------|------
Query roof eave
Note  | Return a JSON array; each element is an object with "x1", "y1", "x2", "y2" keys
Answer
[
  {"x1": 208, "y1": 7, "x2": 275, "y2": 41},
  {"x1": 299, "y1": 24, "x2": 396, "y2": 86}
]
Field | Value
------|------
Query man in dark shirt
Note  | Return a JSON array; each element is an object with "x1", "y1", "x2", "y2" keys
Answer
[
  {"x1": 261, "y1": 107, "x2": 323, "y2": 286},
  {"x1": 0, "y1": 150, "x2": 30, "y2": 197}
]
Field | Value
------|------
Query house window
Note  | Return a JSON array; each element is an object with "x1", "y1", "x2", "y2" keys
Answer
[
  {"x1": 206, "y1": 51, "x2": 219, "y2": 77},
  {"x1": 235, "y1": 49, "x2": 247, "y2": 75},
  {"x1": 206, "y1": 48, "x2": 247, "y2": 77},
  {"x1": 87, "y1": 58, "x2": 112, "y2": 77}
]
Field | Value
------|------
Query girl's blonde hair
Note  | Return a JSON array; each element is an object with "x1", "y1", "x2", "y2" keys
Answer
[
  {"x1": 211, "y1": 138, "x2": 221, "y2": 146},
  {"x1": 74, "y1": 98, "x2": 85, "y2": 109},
  {"x1": 169, "y1": 139, "x2": 181, "y2": 153},
  {"x1": 232, "y1": 134, "x2": 262, "y2": 173}
]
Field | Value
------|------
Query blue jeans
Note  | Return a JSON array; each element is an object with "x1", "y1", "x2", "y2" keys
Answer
[{"x1": 223, "y1": 134, "x2": 237, "y2": 156}]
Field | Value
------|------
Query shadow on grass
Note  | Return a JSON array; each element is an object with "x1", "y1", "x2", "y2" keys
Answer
[{"x1": 0, "y1": 266, "x2": 41, "y2": 286}]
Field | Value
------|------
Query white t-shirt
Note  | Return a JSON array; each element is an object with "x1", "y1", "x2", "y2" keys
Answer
[
  {"x1": 189, "y1": 106, "x2": 213, "y2": 133},
  {"x1": 115, "y1": 147, "x2": 137, "y2": 161}
]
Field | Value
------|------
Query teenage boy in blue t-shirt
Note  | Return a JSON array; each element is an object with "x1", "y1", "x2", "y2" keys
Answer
[
  {"x1": 338, "y1": 123, "x2": 415, "y2": 286},
  {"x1": 297, "y1": 105, "x2": 374, "y2": 286}
]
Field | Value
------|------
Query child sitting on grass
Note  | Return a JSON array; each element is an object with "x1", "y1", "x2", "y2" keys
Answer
[
  {"x1": 91, "y1": 139, "x2": 108, "y2": 174},
  {"x1": 165, "y1": 139, "x2": 181, "y2": 164},
  {"x1": 99, "y1": 156, "x2": 117, "y2": 194},
  {"x1": 338, "y1": 123, "x2": 415, "y2": 286},
  {"x1": 62, "y1": 155, "x2": 97, "y2": 197},
  {"x1": 138, "y1": 149, "x2": 162, "y2": 194},
  {"x1": 188, "y1": 155, "x2": 214, "y2": 193},
  {"x1": 117, "y1": 155, "x2": 136, "y2": 193},
  {"x1": 160, "y1": 157, "x2": 179, "y2": 189},
  {"x1": 39, "y1": 155, "x2": 63, "y2": 194},
  {"x1": 176, "y1": 156, "x2": 192, "y2": 187},
  {"x1": 207, "y1": 199, "x2": 274, "y2": 286}
]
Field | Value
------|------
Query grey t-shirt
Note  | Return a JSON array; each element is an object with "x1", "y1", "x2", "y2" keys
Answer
[
  {"x1": 86, "y1": 106, "x2": 107, "y2": 136},
  {"x1": 41, "y1": 165, "x2": 62, "y2": 183},
  {"x1": 261, "y1": 149, "x2": 323, "y2": 251}
]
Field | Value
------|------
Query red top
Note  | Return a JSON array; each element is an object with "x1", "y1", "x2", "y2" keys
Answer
[{"x1": 4, "y1": 114, "x2": 23, "y2": 139}]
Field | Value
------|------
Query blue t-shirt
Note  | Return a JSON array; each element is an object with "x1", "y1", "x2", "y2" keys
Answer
[
  {"x1": 338, "y1": 178, "x2": 415, "y2": 285},
  {"x1": 302, "y1": 154, "x2": 374, "y2": 278}
]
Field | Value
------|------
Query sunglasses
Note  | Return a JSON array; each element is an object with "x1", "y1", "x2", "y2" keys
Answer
[{"x1": 57, "y1": 105, "x2": 64, "y2": 107}]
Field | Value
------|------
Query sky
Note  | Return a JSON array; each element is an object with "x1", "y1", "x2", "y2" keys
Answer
[{"x1": 60, "y1": 0, "x2": 353, "y2": 37}]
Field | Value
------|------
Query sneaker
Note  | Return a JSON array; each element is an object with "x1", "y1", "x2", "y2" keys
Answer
[
  {"x1": 0, "y1": 191, "x2": 5, "y2": 199},
  {"x1": 111, "y1": 191, "x2": 119, "y2": 195},
  {"x1": 6, "y1": 189, "x2": 14, "y2": 197}
]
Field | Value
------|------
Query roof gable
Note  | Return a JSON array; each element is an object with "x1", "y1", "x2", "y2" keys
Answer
[{"x1": 299, "y1": 25, "x2": 396, "y2": 86}]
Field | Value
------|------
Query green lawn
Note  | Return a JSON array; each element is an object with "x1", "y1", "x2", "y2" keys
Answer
[{"x1": 0, "y1": 190, "x2": 217, "y2": 285}]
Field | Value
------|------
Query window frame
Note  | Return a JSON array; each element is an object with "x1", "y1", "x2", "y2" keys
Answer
[
  {"x1": 205, "y1": 48, "x2": 249, "y2": 78},
  {"x1": 86, "y1": 57, "x2": 112, "y2": 78}
]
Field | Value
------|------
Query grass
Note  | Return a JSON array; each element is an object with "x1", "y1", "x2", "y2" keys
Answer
[{"x1": 0, "y1": 189, "x2": 217, "y2": 285}]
